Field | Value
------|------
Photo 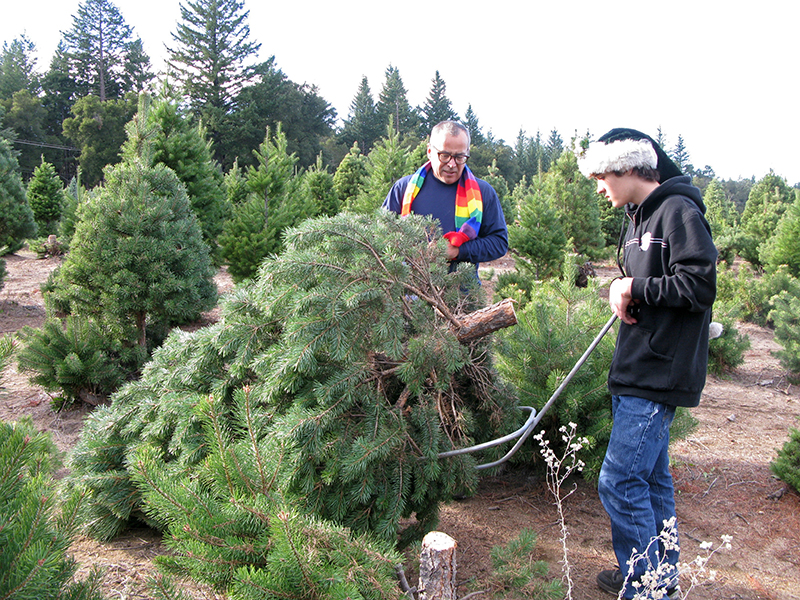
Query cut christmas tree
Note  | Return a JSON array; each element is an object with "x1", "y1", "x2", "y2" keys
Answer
[{"x1": 67, "y1": 209, "x2": 520, "y2": 592}]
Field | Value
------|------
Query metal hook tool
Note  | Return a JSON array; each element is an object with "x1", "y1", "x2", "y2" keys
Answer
[{"x1": 438, "y1": 314, "x2": 618, "y2": 470}]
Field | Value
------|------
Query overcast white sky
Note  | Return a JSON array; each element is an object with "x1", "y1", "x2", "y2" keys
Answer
[{"x1": 3, "y1": 0, "x2": 798, "y2": 184}]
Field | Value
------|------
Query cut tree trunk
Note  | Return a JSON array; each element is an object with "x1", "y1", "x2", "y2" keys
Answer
[
  {"x1": 418, "y1": 531, "x2": 457, "y2": 600},
  {"x1": 454, "y1": 297, "x2": 517, "y2": 343}
]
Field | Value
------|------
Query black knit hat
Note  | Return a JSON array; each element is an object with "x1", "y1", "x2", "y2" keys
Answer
[{"x1": 596, "y1": 128, "x2": 682, "y2": 181}]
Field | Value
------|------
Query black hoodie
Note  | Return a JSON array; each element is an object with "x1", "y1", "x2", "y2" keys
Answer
[{"x1": 608, "y1": 175, "x2": 717, "y2": 407}]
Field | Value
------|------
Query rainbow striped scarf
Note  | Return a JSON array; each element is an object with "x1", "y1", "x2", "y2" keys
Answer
[{"x1": 400, "y1": 161, "x2": 483, "y2": 242}]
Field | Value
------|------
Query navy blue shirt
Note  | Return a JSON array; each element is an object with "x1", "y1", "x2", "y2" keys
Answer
[{"x1": 382, "y1": 173, "x2": 508, "y2": 269}]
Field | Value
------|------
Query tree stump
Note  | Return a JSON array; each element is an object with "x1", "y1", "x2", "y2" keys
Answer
[{"x1": 418, "y1": 531, "x2": 457, "y2": 600}]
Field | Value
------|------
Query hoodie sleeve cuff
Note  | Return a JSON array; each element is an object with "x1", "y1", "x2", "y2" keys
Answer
[{"x1": 630, "y1": 277, "x2": 646, "y2": 301}]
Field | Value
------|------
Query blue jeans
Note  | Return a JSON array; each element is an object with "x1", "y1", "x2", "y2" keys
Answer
[{"x1": 598, "y1": 395, "x2": 679, "y2": 598}]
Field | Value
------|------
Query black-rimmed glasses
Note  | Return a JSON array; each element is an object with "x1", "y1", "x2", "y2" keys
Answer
[{"x1": 431, "y1": 146, "x2": 469, "y2": 165}]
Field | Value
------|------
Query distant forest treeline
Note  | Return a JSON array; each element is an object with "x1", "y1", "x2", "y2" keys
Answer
[{"x1": 2, "y1": 0, "x2": 786, "y2": 209}]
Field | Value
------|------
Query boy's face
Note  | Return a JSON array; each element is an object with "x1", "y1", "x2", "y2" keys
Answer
[{"x1": 594, "y1": 171, "x2": 640, "y2": 208}]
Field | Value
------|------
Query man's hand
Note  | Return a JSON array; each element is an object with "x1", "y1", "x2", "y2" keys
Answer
[
  {"x1": 609, "y1": 277, "x2": 637, "y2": 324},
  {"x1": 444, "y1": 241, "x2": 460, "y2": 260}
]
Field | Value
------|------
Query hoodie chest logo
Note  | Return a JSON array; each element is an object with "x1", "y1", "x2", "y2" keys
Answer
[{"x1": 640, "y1": 232, "x2": 652, "y2": 251}]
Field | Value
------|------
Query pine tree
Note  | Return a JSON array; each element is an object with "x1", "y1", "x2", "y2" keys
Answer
[
  {"x1": 375, "y1": 65, "x2": 418, "y2": 138},
  {"x1": 494, "y1": 274, "x2": 616, "y2": 479},
  {"x1": 0, "y1": 35, "x2": 40, "y2": 102},
  {"x1": 703, "y1": 178, "x2": 739, "y2": 239},
  {"x1": 463, "y1": 104, "x2": 486, "y2": 146},
  {"x1": 544, "y1": 128, "x2": 564, "y2": 171},
  {"x1": 61, "y1": 0, "x2": 152, "y2": 101},
  {"x1": 760, "y1": 191, "x2": 800, "y2": 276},
  {"x1": 218, "y1": 125, "x2": 306, "y2": 281},
  {"x1": 740, "y1": 171, "x2": 795, "y2": 266},
  {"x1": 66, "y1": 211, "x2": 520, "y2": 550},
  {"x1": 419, "y1": 70, "x2": 458, "y2": 135},
  {"x1": 62, "y1": 94, "x2": 137, "y2": 187},
  {"x1": 509, "y1": 180, "x2": 568, "y2": 280},
  {"x1": 302, "y1": 154, "x2": 338, "y2": 217},
  {"x1": 166, "y1": 0, "x2": 261, "y2": 150},
  {"x1": 483, "y1": 159, "x2": 512, "y2": 225},
  {"x1": 46, "y1": 94, "x2": 217, "y2": 349},
  {"x1": 333, "y1": 142, "x2": 369, "y2": 209},
  {"x1": 670, "y1": 134, "x2": 692, "y2": 174},
  {"x1": 0, "y1": 418, "x2": 105, "y2": 599},
  {"x1": 148, "y1": 84, "x2": 227, "y2": 248},
  {"x1": 27, "y1": 157, "x2": 65, "y2": 235},
  {"x1": 543, "y1": 149, "x2": 604, "y2": 258},
  {"x1": 340, "y1": 75, "x2": 382, "y2": 153},
  {"x1": 348, "y1": 123, "x2": 416, "y2": 214},
  {"x1": 0, "y1": 137, "x2": 37, "y2": 252}
]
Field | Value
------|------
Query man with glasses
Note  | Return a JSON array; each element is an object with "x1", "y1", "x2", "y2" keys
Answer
[{"x1": 382, "y1": 120, "x2": 508, "y2": 272}]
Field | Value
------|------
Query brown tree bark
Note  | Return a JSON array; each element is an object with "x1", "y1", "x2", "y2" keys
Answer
[{"x1": 418, "y1": 531, "x2": 457, "y2": 600}]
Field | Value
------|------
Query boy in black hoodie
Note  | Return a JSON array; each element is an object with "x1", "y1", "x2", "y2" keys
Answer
[{"x1": 578, "y1": 129, "x2": 717, "y2": 599}]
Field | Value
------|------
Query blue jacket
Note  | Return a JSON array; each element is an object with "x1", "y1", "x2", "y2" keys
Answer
[{"x1": 382, "y1": 173, "x2": 508, "y2": 269}]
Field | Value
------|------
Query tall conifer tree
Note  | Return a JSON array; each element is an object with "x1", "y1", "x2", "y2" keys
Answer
[
  {"x1": 340, "y1": 75, "x2": 381, "y2": 153},
  {"x1": 61, "y1": 0, "x2": 152, "y2": 101},
  {"x1": 419, "y1": 70, "x2": 458, "y2": 135},
  {"x1": 166, "y1": 0, "x2": 261, "y2": 152},
  {"x1": 375, "y1": 65, "x2": 417, "y2": 138}
]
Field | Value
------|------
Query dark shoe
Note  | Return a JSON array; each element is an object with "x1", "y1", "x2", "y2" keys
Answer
[
  {"x1": 597, "y1": 568, "x2": 680, "y2": 598},
  {"x1": 597, "y1": 568, "x2": 624, "y2": 595}
]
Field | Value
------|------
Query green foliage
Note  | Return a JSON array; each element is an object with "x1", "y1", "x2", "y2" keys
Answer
[
  {"x1": 704, "y1": 179, "x2": 739, "y2": 239},
  {"x1": 715, "y1": 265, "x2": 800, "y2": 326},
  {"x1": 375, "y1": 66, "x2": 418, "y2": 138},
  {"x1": 219, "y1": 126, "x2": 309, "y2": 281},
  {"x1": 62, "y1": 94, "x2": 137, "y2": 187},
  {"x1": 707, "y1": 316, "x2": 750, "y2": 376},
  {"x1": 220, "y1": 58, "x2": 336, "y2": 170},
  {"x1": 60, "y1": 0, "x2": 152, "y2": 101},
  {"x1": 166, "y1": 0, "x2": 261, "y2": 155},
  {"x1": 419, "y1": 70, "x2": 458, "y2": 136},
  {"x1": 483, "y1": 160, "x2": 513, "y2": 225},
  {"x1": 0, "y1": 334, "x2": 13, "y2": 376},
  {"x1": 16, "y1": 317, "x2": 143, "y2": 406},
  {"x1": 339, "y1": 76, "x2": 382, "y2": 154},
  {"x1": 47, "y1": 94, "x2": 217, "y2": 350},
  {"x1": 132, "y1": 433, "x2": 403, "y2": 599},
  {"x1": 302, "y1": 154, "x2": 339, "y2": 217},
  {"x1": 493, "y1": 275, "x2": 615, "y2": 480},
  {"x1": 148, "y1": 85, "x2": 227, "y2": 248},
  {"x1": 26, "y1": 157, "x2": 64, "y2": 235},
  {"x1": 760, "y1": 191, "x2": 800, "y2": 276},
  {"x1": 544, "y1": 149, "x2": 605, "y2": 258},
  {"x1": 348, "y1": 124, "x2": 417, "y2": 214},
  {"x1": 509, "y1": 177, "x2": 568, "y2": 280},
  {"x1": 487, "y1": 529, "x2": 563, "y2": 599},
  {"x1": 739, "y1": 171, "x2": 795, "y2": 267},
  {"x1": 0, "y1": 418, "x2": 106, "y2": 600},
  {"x1": 768, "y1": 291, "x2": 800, "y2": 382},
  {"x1": 771, "y1": 421, "x2": 800, "y2": 494},
  {"x1": 67, "y1": 211, "x2": 520, "y2": 554},
  {"x1": 57, "y1": 172, "x2": 85, "y2": 246},
  {"x1": 0, "y1": 138, "x2": 37, "y2": 252},
  {"x1": 333, "y1": 142, "x2": 369, "y2": 208}
]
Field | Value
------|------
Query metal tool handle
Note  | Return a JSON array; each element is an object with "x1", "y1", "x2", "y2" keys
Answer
[{"x1": 437, "y1": 314, "x2": 618, "y2": 470}]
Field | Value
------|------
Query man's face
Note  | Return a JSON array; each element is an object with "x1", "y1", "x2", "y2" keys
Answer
[
  {"x1": 595, "y1": 172, "x2": 638, "y2": 208},
  {"x1": 428, "y1": 130, "x2": 470, "y2": 185}
]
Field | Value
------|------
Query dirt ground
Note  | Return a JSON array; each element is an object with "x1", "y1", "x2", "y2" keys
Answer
[{"x1": 1, "y1": 250, "x2": 799, "y2": 600}]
